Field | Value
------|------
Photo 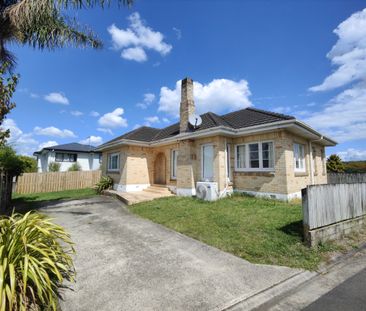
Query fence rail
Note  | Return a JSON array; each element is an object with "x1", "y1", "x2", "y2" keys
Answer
[
  {"x1": 15, "y1": 170, "x2": 102, "y2": 194},
  {"x1": 328, "y1": 173, "x2": 366, "y2": 184}
]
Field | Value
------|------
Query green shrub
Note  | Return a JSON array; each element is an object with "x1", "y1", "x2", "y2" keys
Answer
[
  {"x1": 48, "y1": 162, "x2": 61, "y2": 172},
  {"x1": 68, "y1": 162, "x2": 81, "y2": 171},
  {"x1": 18, "y1": 155, "x2": 38, "y2": 173},
  {"x1": 0, "y1": 145, "x2": 24, "y2": 175},
  {"x1": 95, "y1": 175, "x2": 114, "y2": 193},
  {"x1": 0, "y1": 212, "x2": 75, "y2": 310}
]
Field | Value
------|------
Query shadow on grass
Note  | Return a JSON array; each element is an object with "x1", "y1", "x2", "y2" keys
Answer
[{"x1": 279, "y1": 220, "x2": 304, "y2": 239}]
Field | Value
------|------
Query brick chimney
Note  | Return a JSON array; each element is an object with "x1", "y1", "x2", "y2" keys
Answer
[{"x1": 180, "y1": 77, "x2": 195, "y2": 133}]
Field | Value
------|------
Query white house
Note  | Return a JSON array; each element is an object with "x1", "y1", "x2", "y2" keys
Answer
[{"x1": 34, "y1": 143, "x2": 102, "y2": 172}]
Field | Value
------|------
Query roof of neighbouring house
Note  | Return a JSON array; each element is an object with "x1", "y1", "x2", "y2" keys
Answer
[
  {"x1": 99, "y1": 107, "x2": 297, "y2": 147},
  {"x1": 33, "y1": 143, "x2": 101, "y2": 156}
]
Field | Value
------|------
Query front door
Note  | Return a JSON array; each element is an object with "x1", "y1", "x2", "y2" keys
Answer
[{"x1": 154, "y1": 153, "x2": 166, "y2": 184}]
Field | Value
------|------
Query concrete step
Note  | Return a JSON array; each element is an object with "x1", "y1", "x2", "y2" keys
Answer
[
  {"x1": 143, "y1": 188, "x2": 172, "y2": 194},
  {"x1": 104, "y1": 189, "x2": 174, "y2": 206}
]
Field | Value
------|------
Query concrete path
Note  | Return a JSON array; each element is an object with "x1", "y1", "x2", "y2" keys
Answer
[{"x1": 39, "y1": 196, "x2": 302, "y2": 311}]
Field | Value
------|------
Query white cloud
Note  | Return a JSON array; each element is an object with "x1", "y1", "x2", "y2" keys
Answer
[
  {"x1": 136, "y1": 92, "x2": 156, "y2": 109},
  {"x1": 158, "y1": 78, "x2": 252, "y2": 117},
  {"x1": 34, "y1": 126, "x2": 76, "y2": 138},
  {"x1": 97, "y1": 128, "x2": 114, "y2": 135},
  {"x1": 2, "y1": 119, "x2": 39, "y2": 155},
  {"x1": 108, "y1": 12, "x2": 172, "y2": 62},
  {"x1": 89, "y1": 111, "x2": 100, "y2": 117},
  {"x1": 162, "y1": 117, "x2": 170, "y2": 123},
  {"x1": 79, "y1": 136, "x2": 103, "y2": 146},
  {"x1": 121, "y1": 47, "x2": 147, "y2": 62},
  {"x1": 98, "y1": 108, "x2": 128, "y2": 128},
  {"x1": 144, "y1": 116, "x2": 160, "y2": 126},
  {"x1": 305, "y1": 9, "x2": 366, "y2": 143},
  {"x1": 133, "y1": 124, "x2": 141, "y2": 130},
  {"x1": 273, "y1": 106, "x2": 291, "y2": 114},
  {"x1": 39, "y1": 141, "x2": 58, "y2": 149},
  {"x1": 71, "y1": 110, "x2": 83, "y2": 117},
  {"x1": 44, "y1": 92, "x2": 69, "y2": 105},
  {"x1": 173, "y1": 27, "x2": 182, "y2": 40},
  {"x1": 338, "y1": 148, "x2": 366, "y2": 161},
  {"x1": 310, "y1": 9, "x2": 366, "y2": 92},
  {"x1": 30, "y1": 93, "x2": 39, "y2": 99}
]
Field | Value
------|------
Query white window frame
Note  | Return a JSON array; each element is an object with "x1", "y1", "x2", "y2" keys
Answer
[
  {"x1": 294, "y1": 143, "x2": 306, "y2": 173},
  {"x1": 107, "y1": 153, "x2": 120, "y2": 172},
  {"x1": 171, "y1": 149, "x2": 178, "y2": 180},
  {"x1": 226, "y1": 143, "x2": 232, "y2": 181},
  {"x1": 234, "y1": 141, "x2": 275, "y2": 172},
  {"x1": 201, "y1": 144, "x2": 214, "y2": 181}
]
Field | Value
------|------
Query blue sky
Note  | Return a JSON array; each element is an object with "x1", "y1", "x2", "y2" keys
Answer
[{"x1": 5, "y1": 0, "x2": 366, "y2": 160}]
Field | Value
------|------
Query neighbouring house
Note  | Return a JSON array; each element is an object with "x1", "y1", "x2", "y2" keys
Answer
[
  {"x1": 96, "y1": 78, "x2": 336, "y2": 201},
  {"x1": 34, "y1": 143, "x2": 102, "y2": 172}
]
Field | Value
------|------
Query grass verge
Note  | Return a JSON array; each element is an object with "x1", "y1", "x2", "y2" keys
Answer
[
  {"x1": 129, "y1": 194, "x2": 347, "y2": 270},
  {"x1": 12, "y1": 188, "x2": 96, "y2": 210}
]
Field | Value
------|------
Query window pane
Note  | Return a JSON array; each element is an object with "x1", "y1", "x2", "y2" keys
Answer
[
  {"x1": 262, "y1": 142, "x2": 274, "y2": 168},
  {"x1": 236, "y1": 145, "x2": 245, "y2": 168},
  {"x1": 203, "y1": 145, "x2": 214, "y2": 180},
  {"x1": 55, "y1": 153, "x2": 63, "y2": 162},
  {"x1": 249, "y1": 143, "x2": 259, "y2": 168}
]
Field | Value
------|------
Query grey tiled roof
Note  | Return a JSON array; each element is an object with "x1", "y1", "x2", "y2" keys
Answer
[
  {"x1": 102, "y1": 108, "x2": 295, "y2": 145},
  {"x1": 34, "y1": 143, "x2": 101, "y2": 155}
]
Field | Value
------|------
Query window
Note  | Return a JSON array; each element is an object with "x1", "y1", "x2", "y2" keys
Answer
[
  {"x1": 312, "y1": 147, "x2": 317, "y2": 175},
  {"x1": 108, "y1": 153, "x2": 120, "y2": 171},
  {"x1": 99, "y1": 154, "x2": 103, "y2": 164},
  {"x1": 55, "y1": 153, "x2": 77, "y2": 162},
  {"x1": 294, "y1": 143, "x2": 305, "y2": 172},
  {"x1": 171, "y1": 150, "x2": 178, "y2": 179},
  {"x1": 235, "y1": 142, "x2": 274, "y2": 171},
  {"x1": 202, "y1": 145, "x2": 214, "y2": 181}
]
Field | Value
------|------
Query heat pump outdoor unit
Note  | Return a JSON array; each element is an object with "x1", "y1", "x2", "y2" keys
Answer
[{"x1": 196, "y1": 182, "x2": 218, "y2": 201}]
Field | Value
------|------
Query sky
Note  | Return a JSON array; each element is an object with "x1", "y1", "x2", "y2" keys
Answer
[{"x1": 4, "y1": 0, "x2": 366, "y2": 160}]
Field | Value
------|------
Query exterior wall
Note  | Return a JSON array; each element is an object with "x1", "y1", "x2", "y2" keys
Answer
[
  {"x1": 37, "y1": 151, "x2": 101, "y2": 172},
  {"x1": 101, "y1": 130, "x2": 330, "y2": 199}
]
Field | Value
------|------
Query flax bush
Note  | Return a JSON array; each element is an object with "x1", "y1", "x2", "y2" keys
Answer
[
  {"x1": 95, "y1": 175, "x2": 114, "y2": 193},
  {"x1": 0, "y1": 212, "x2": 75, "y2": 310}
]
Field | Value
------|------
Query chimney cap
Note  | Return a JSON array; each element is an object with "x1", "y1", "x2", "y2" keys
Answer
[{"x1": 182, "y1": 77, "x2": 193, "y2": 84}]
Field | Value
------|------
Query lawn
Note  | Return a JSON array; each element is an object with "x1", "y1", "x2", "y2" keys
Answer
[
  {"x1": 129, "y1": 194, "x2": 341, "y2": 270},
  {"x1": 12, "y1": 188, "x2": 96, "y2": 209}
]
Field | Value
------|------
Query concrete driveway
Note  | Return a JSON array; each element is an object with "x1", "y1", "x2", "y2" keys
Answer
[{"x1": 39, "y1": 196, "x2": 302, "y2": 311}]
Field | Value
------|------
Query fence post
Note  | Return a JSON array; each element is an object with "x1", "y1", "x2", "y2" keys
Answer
[{"x1": 302, "y1": 187, "x2": 311, "y2": 246}]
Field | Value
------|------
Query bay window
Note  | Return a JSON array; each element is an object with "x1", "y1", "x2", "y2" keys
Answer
[
  {"x1": 294, "y1": 143, "x2": 305, "y2": 172},
  {"x1": 235, "y1": 141, "x2": 274, "y2": 171}
]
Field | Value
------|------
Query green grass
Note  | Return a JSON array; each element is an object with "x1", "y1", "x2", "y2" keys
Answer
[
  {"x1": 129, "y1": 194, "x2": 341, "y2": 270},
  {"x1": 12, "y1": 188, "x2": 96, "y2": 209}
]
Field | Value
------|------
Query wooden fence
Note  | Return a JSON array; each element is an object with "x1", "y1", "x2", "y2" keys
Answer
[
  {"x1": 15, "y1": 170, "x2": 102, "y2": 194},
  {"x1": 302, "y1": 183, "x2": 366, "y2": 246},
  {"x1": 328, "y1": 173, "x2": 366, "y2": 184}
]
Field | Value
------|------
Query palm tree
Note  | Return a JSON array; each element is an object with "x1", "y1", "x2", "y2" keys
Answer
[{"x1": 0, "y1": 0, "x2": 133, "y2": 68}]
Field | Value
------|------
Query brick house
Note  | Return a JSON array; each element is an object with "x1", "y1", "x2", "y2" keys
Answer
[{"x1": 97, "y1": 78, "x2": 336, "y2": 201}]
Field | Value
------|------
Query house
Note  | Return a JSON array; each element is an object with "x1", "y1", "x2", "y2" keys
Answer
[
  {"x1": 34, "y1": 143, "x2": 102, "y2": 172},
  {"x1": 96, "y1": 77, "x2": 336, "y2": 201}
]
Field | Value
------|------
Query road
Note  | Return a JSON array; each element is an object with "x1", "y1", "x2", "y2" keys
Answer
[{"x1": 303, "y1": 268, "x2": 366, "y2": 311}]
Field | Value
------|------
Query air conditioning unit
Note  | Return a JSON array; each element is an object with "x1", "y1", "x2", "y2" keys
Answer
[{"x1": 196, "y1": 182, "x2": 218, "y2": 201}]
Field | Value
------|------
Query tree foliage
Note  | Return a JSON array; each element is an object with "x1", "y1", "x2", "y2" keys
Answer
[
  {"x1": 326, "y1": 154, "x2": 345, "y2": 173},
  {"x1": 0, "y1": 145, "x2": 24, "y2": 175},
  {"x1": 0, "y1": 0, "x2": 133, "y2": 68},
  {"x1": 18, "y1": 155, "x2": 37, "y2": 172},
  {"x1": 0, "y1": 62, "x2": 18, "y2": 144}
]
